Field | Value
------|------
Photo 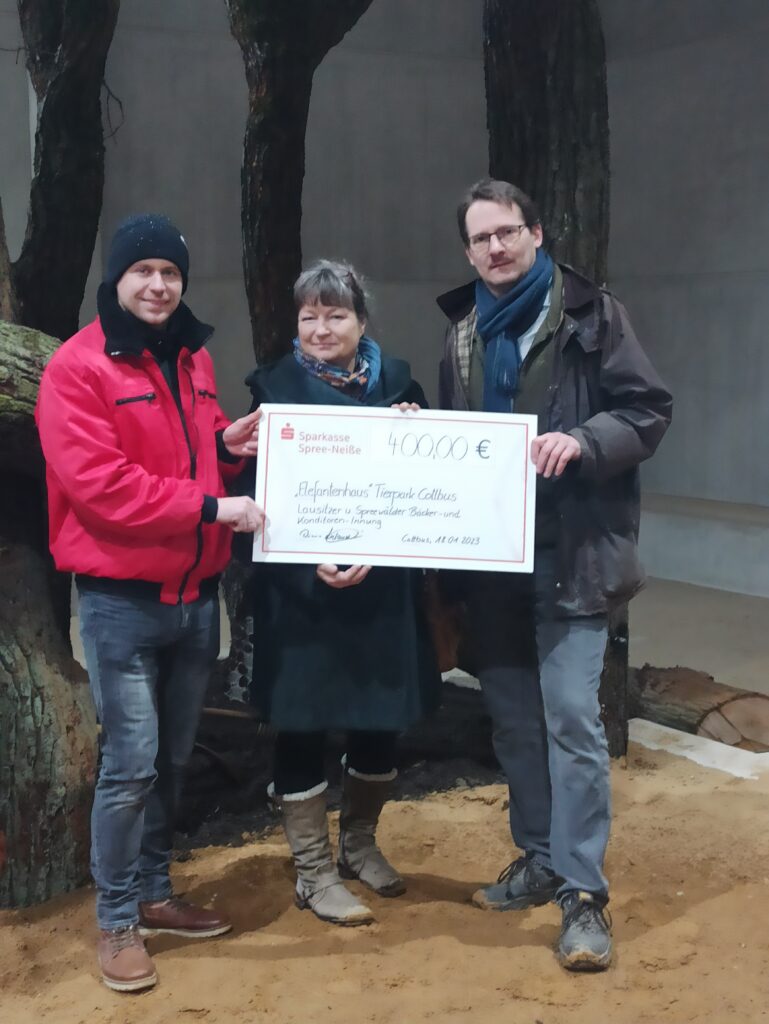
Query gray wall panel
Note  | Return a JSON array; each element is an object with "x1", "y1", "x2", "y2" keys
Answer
[
  {"x1": 302, "y1": 4, "x2": 485, "y2": 397},
  {"x1": 602, "y1": 0, "x2": 769, "y2": 591},
  {"x1": 102, "y1": 26, "x2": 247, "y2": 280},
  {"x1": 0, "y1": 8, "x2": 31, "y2": 259},
  {"x1": 601, "y1": 0, "x2": 769, "y2": 59}
]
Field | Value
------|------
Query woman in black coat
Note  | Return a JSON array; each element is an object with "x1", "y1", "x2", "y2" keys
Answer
[{"x1": 243, "y1": 260, "x2": 441, "y2": 926}]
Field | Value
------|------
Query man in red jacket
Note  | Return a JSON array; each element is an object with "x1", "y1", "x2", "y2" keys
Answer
[{"x1": 36, "y1": 215, "x2": 263, "y2": 993}]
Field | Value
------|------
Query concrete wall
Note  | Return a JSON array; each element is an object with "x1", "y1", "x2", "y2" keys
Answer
[
  {"x1": 97, "y1": 1, "x2": 249, "y2": 409},
  {"x1": 302, "y1": 0, "x2": 486, "y2": 404},
  {"x1": 599, "y1": 0, "x2": 769, "y2": 596}
]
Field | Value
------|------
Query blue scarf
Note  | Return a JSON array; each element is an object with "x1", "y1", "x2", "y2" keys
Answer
[
  {"x1": 292, "y1": 334, "x2": 382, "y2": 399},
  {"x1": 475, "y1": 249, "x2": 554, "y2": 412}
]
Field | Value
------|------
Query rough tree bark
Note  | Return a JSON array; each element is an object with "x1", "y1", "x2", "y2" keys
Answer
[
  {"x1": 0, "y1": 0, "x2": 120, "y2": 907},
  {"x1": 0, "y1": 324, "x2": 97, "y2": 908},
  {"x1": 484, "y1": 0, "x2": 627, "y2": 756},
  {"x1": 225, "y1": 0, "x2": 374, "y2": 363},
  {"x1": 9, "y1": 0, "x2": 120, "y2": 340},
  {"x1": 484, "y1": 0, "x2": 609, "y2": 284}
]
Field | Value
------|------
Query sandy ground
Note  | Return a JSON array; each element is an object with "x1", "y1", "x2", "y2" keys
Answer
[{"x1": 2, "y1": 744, "x2": 768, "y2": 1024}]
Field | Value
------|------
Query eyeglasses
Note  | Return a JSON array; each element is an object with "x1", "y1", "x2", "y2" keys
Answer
[{"x1": 468, "y1": 224, "x2": 528, "y2": 255}]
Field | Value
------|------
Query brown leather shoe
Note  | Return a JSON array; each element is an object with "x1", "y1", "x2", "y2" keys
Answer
[
  {"x1": 138, "y1": 897, "x2": 232, "y2": 938},
  {"x1": 98, "y1": 925, "x2": 157, "y2": 993}
]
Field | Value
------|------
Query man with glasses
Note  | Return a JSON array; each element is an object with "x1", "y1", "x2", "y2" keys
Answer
[{"x1": 437, "y1": 178, "x2": 671, "y2": 970}]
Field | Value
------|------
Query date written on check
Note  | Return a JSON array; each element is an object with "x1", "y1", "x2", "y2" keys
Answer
[{"x1": 253, "y1": 404, "x2": 537, "y2": 572}]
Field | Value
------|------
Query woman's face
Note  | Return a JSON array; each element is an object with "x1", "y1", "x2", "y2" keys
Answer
[{"x1": 297, "y1": 302, "x2": 364, "y2": 371}]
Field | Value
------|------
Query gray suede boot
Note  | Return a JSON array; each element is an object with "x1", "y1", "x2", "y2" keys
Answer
[
  {"x1": 273, "y1": 782, "x2": 374, "y2": 926},
  {"x1": 337, "y1": 768, "x2": 406, "y2": 897}
]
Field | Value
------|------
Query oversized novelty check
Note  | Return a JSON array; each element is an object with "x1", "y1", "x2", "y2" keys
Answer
[{"x1": 252, "y1": 404, "x2": 537, "y2": 572}]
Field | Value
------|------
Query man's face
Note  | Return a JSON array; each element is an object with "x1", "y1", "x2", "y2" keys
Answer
[
  {"x1": 464, "y1": 200, "x2": 543, "y2": 296},
  {"x1": 116, "y1": 258, "x2": 183, "y2": 327}
]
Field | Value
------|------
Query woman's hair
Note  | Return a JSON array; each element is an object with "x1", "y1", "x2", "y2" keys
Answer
[{"x1": 293, "y1": 259, "x2": 369, "y2": 322}]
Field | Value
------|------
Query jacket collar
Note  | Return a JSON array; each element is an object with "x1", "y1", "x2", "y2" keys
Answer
[
  {"x1": 246, "y1": 351, "x2": 415, "y2": 407},
  {"x1": 436, "y1": 262, "x2": 602, "y2": 324},
  {"x1": 560, "y1": 263, "x2": 603, "y2": 313},
  {"x1": 96, "y1": 282, "x2": 214, "y2": 358},
  {"x1": 436, "y1": 280, "x2": 476, "y2": 324}
]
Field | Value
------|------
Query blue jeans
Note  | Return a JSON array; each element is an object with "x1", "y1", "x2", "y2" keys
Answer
[
  {"x1": 78, "y1": 587, "x2": 219, "y2": 930},
  {"x1": 467, "y1": 549, "x2": 611, "y2": 899}
]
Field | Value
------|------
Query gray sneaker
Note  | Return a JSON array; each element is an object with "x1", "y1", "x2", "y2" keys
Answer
[
  {"x1": 557, "y1": 891, "x2": 612, "y2": 971},
  {"x1": 472, "y1": 856, "x2": 562, "y2": 911}
]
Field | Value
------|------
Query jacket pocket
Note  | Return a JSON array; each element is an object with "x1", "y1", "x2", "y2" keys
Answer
[
  {"x1": 115, "y1": 392, "x2": 156, "y2": 406},
  {"x1": 595, "y1": 529, "x2": 645, "y2": 604}
]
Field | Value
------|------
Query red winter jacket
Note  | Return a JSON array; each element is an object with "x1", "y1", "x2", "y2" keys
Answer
[{"x1": 36, "y1": 316, "x2": 240, "y2": 604}]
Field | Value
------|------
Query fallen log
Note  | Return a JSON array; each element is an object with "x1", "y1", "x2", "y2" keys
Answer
[{"x1": 628, "y1": 665, "x2": 769, "y2": 753}]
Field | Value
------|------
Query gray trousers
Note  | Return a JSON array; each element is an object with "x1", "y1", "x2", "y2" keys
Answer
[{"x1": 467, "y1": 549, "x2": 610, "y2": 898}]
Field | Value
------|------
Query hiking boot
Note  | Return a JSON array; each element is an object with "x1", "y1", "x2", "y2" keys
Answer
[
  {"x1": 337, "y1": 769, "x2": 406, "y2": 898},
  {"x1": 138, "y1": 897, "x2": 232, "y2": 938},
  {"x1": 275, "y1": 782, "x2": 374, "y2": 926},
  {"x1": 97, "y1": 925, "x2": 157, "y2": 993},
  {"x1": 557, "y1": 890, "x2": 613, "y2": 971},
  {"x1": 472, "y1": 856, "x2": 562, "y2": 911}
]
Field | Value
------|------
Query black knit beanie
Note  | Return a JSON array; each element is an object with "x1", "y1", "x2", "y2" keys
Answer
[{"x1": 104, "y1": 214, "x2": 190, "y2": 292}]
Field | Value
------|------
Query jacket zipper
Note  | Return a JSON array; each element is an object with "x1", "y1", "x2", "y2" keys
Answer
[
  {"x1": 115, "y1": 392, "x2": 156, "y2": 405},
  {"x1": 177, "y1": 365, "x2": 203, "y2": 603}
]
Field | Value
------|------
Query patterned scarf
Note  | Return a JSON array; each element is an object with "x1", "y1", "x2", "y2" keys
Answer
[
  {"x1": 475, "y1": 249, "x2": 554, "y2": 412},
  {"x1": 292, "y1": 335, "x2": 382, "y2": 399}
]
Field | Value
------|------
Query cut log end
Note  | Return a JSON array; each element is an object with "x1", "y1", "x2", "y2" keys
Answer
[
  {"x1": 630, "y1": 665, "x2": 769, "y2": 753},
  {"x1": 699, "y1": 696, "x2": 769, "y2": 752}
]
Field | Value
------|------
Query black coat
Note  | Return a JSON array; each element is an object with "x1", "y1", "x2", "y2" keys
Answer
[
  {"x1": 240, "y1": 352, "x2": 442, "y2": 732},
  {"x1": 437, "y1": 265, "x2": 673, "y2": 616}
]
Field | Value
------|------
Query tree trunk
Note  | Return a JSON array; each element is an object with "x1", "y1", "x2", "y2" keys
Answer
[
  {"x1": 225, "y1": 0, "x2": 374, "y2": 363},
  {"x1": 0, "y1": 323, "x2": 97, "y2": 908},
  {"x1": 4, "y1": 0, "x2": 120, "y2": 339},
  {"x1": 0, "y1": 1, "x2": 118, "y2": 907},
  {"x1": 484, "y1": 0, "x2": 609, "y2": 283},
  {"x1": 599, "y1": 607, "x2": 629, "y2": 758},
  {"x1": 484, "y1": 0, "x2": 625, "y2": 755}
]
